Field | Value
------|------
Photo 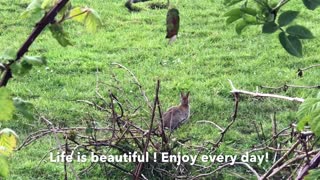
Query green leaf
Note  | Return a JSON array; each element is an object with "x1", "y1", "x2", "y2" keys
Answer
[
  {"x1": 224, "y1": 8, "x2": 241, "y2": 17},
  {"x1": 311, "y1": 110, "x2": 320, "y2": 137},
  {"x1": 305, "y1": 169, "x2": 320, "y2": 180},
  {"x1": 242, "y1": 14, "x2": 257, "y2": 24},
  {"x1": 22, "y1": 56, "x2": 47, "y2": 66},
  {"x1": 241, "y1": 7, "x2": 257, "y2": 16},
  {"x1": 297, "y1": 115, "x2": 310, "y2": 131},
  {"x1": 58, "y1": 1, "x2": 71, "y2": 16},
  {"x1": 0, "y1": 48, "x2": 16, "y2": 62},
  {"x1": 69, "y1": 7, "x2": 102, "y2": 32},
  {"x1": 278, "y1": 32, "x2": 302, "y2": 57},
  {"x1": 84, "y1": 8, "x2": 102, "y2": 33},
  {"x1": 41, "y1": 0, "x2": 55, "y2": 9},
  {"x1": 235, "y1": 20, "x2": 248, "y2": 35},
  {"x1": 297, "y1": 95, "x2": 320, "y2": 134},
  {"x1": 286, "y1": 25, "x2": 314, "y2": 39},
  {"x1": 226, "y1": 16, "x2": 241, "y2": 25},
  {"x1": 10, "y1": 61, "x2": 33, "y2": 76},
  {"x1": 86, "y1": 127, "x2": 93, "y2": 134},
  {"x1": 303, "y1": 0, "x2": 320, "y2": 10},
  {"x1": 21, "y1": 0, "x2": 44, "y2": 22},
  {"x1": 0, "y1": 156, "x2": 9, "y2": 178},
  {"x1": 69, "y1": 7, "x2": 86, "y2": 22},
  {"x1": 0, "y1": 128, "x2": 18, "y2": 156},
  {"x1": 49, "y1": 23, "x2": 73, "y2": 47},
  {"x1": 0, "y1": 88, "x2": 15, "y2": 121},
  {"x1": 13, "y1": 98, "x2": 34, "y2": 120},
  {"x1": 262, "y1": 22, "x2": 278, "y2": 33},
  {"x1": 278, "y1": 11, "x2": 299, "y2": 27}
]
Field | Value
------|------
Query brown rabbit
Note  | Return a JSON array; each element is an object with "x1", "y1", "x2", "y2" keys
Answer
[{"x1": 163, "y1": 92, "x2": 190, "y2": 131}]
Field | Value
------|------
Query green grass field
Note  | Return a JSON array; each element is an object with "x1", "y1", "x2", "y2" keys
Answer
[{"x1": 1, "y1": 0, "x2": 320, "y2": 179}]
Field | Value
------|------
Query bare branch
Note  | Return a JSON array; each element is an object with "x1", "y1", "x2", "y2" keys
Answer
[{"x1": 228, "y1": 80, "x2": 304, "y2": 103}]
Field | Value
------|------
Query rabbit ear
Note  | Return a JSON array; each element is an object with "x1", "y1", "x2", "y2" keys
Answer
[
  {"x1": 186, "y1": 91, "x2": 190, "y2": 97},
  {"x1": 180, "y1": 92, "x2": 184, "y2": 97}
]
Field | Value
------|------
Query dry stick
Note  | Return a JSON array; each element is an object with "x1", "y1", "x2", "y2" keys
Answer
[
  {"x1": 253, "y1": 121, "x2": 262, "y2": 141},
  {"x1": 272, "y1": 113, "x2": 277, "y2": 149},
  {"x1": 0, "y1": 0, "x2": 70, "y2": 87},
  {"x1": 188, "y1": 162, "x2": 260, "y2": 179},
  {"x1": 213, "y1": 91, "x2": 239, "y2": 149},
  {"x1": 228, "y1": 80, "x2": 305, "y2": 103},
  {"x1": 110, "y1": 92, "x2": 118, "y2": 138},
  {"x1": 260, "y1": 121, "x2": 266, "y2": 141},
  {"x1": 156, "y1": 93, "x2": 168, "y2": 148},
  {"x1": 111, "y1": 62, "x2": 152, "y2": 110},
  {"x1": 64, "y1": 138, "x2": 68, "y2": 180},
  {"x1": 68, "y1": 138, "x2": 133, "y2": 176},
  {"x1": 296, "y1": 150, "x2": 320, "y2": 179},
  {"x1": 76, "y1": 100, "x2": 108, "y2": 112},
  {"x1": 197, "y1": 120, "x2": 224, "y2": 132},
  {"x1": 271, "y1": 113, "x2": 279, "y2": 163},
  {"x1": 133, "y1": 80, "x2": 160, "y2": 179},
  {"x1": 299, "y1": 64, "x2": 320, "y2": 72},
  {"x1": 268, "y1": 148, "x2": 320, "y2": 178},
  {"x1": 41, "y1": 116, "x2": 80, "y2": 180},
  {"x1": 259, "y1": 140, "x2": 300, "y2": 180},
  {"x1": 260, "y1": 84, "x2": 320, "y2": 91}
]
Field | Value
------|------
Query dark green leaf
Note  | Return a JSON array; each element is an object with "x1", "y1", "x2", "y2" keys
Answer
[
  {"x1": 242, "y1": 14, "x2": 257, "y2": 24},
  {"x1": 286, "y1": 25, "x2": 314, "y2": 39},
  {"x1": 166, "y1": 8, "x2": 180, "y2": 39},
  {"x1": 22, "y1": 56, "x2": 47, "y2": 66},
  {"x1": 278, "y1": 11, "x2": 299, "y2": 27},
  {"x1": 235, "y1": 20, "x2": 247, "y2": 35},
  {"x1": 224, "y1": 8, "x2": 241, "y2": 17},
  {"x1": 0, "y1": 88, "x2": 15, "y2": 121},
  {"x1": 262, "y1": 22, "x2": 278, "y2": 33},
  {"x1": 13, "y1": 98, "x2": 34, "y2": 120},
  {"x1": 278, "y1": 32, "x2": 302, "y2": 57},
  {"x1": 241, "y1": 7, "x2": 257, "y2": 16},
  {"x1": 86, "y1": 127, "x2": 93, "y2": 134},
  {"x1": 226, "y1": 16, "x2": 241, "y2": 24},
  {"x1": 303, "y1": 0, "x2": 320, "y2": 10},
  {"x1": 49, "y1": 23, "x2": 73, "y2": 47},
  {"x1": 11, "y1": 61, "x2": 33, "y2": 76}
]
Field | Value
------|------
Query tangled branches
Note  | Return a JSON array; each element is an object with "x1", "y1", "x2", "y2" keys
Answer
[{"x1": 17, "y1": 66, "x2": 320, "y2": 179}]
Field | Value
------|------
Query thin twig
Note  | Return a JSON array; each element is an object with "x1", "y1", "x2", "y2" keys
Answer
[
  {"x1": 197, "y1": 120, "x2": 224, "y2": 132},
  {"x1": 111, "y1": 62, "x2": 152, "y2": 109}
]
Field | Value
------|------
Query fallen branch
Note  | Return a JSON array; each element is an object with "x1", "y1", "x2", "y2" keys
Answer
[
  {"x1": 260, "y1": 84, "x2": 320, "y2": 91},
  {"x1": 228, "y1": 80, "x2": 304, "y2": 103}
]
